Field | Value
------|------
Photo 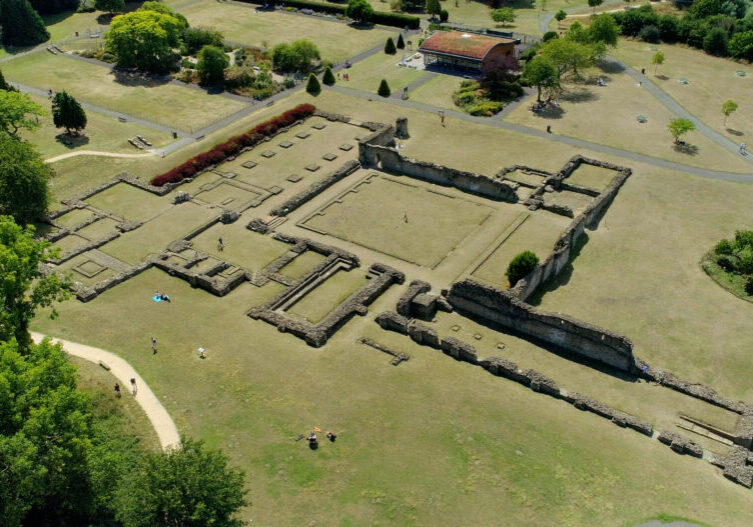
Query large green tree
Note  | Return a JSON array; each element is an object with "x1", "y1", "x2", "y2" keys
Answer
[
  {"x1": 667, "y1": 117, "x2": 695, "y2": 143},
  {"x1": 94, "y1": 0, "x2": 124, "y2": 14},
  {"x1": 540, "y1": 38, "x2": 594, "y2": 79},
  {"x1": 0, "y1": 216, "x2": 69, "y2": 347},
  {"x1": 345, "y1": 0, "x2": 374, "y2": 23},
  {"x1": 0, "y1": 68, "x2": 17, "y2": 91},
  {"x1": 52, "y1": 91, "x2": 88, "y2": 135},
  {"x1": 0, "y1": 90, "x2": 45, "y2": 136},
  {"x1": 587, "y1": 13, "x2": 620, "y2": 46},
  {"x1": 28, "y1": 0, "x2": 79, "y2": 14},
  {"x1": 0, "y1": 338, "x2": 94, "y2": 526},
  {"x1": 197, "y1": 45, "x2": 229, "y2": 85},
  {"x1": 115, "y1": 438, "x2": 247, "y2": 527},
  {"x1": 426, "y1": 0, "x2": 441, "y2": 17},
  {"x1": 522, "y1": 55, "x2": 559, "y2": 101},
  {"x1": 0, "y1": 0, "x2": 50, "y2": 47},
  {"x1": 105, "y1": 11, "x2": 183, "y2": 73},
  {"x1": 272, "y1": 40, "x2": 320, "y2": 73}
]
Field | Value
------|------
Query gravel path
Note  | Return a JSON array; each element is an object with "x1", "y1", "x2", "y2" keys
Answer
[{"x1": 30, "y1": 331, "x2": 181, "y2": 450}]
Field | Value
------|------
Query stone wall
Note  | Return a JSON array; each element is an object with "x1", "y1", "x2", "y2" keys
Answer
[
  {"x1": 271, "y1": 160, "x2": 361, "y2": 217},
  {"x1": 359, "y1": 143, "x2": 518, "y2": 203},
  {"x1": 447, "y1": 279, "x2": 638, "y2": 372}
]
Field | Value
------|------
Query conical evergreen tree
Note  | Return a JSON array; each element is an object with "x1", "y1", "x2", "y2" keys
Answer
[
  {"x1": 306, "y1": 73, "x2": 321, "y2": 95},
  {"x1": 322, "y1": 67, "x2": 335, "y2": 86},
  {"x1": 52, "y1": 91, "x2": 88, "y2": 135},
  {"x1": 0, "y1": 0, "x2": 50, "y2": 47},
  {"x1": 397, "y1": 33, "x2": 405, "y2": 49},
  {"x1": 384, "y1": 37, "x2": 396, "y2": 55},
  {"x1": 378, "y1": 79, "x2": 391, "y2": 97}
]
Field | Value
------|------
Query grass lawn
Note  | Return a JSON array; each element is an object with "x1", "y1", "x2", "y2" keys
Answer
[
  {"x1": 531, "y1": 162, "x2": 753, "y2": 401},
  {"x1": 2, "y1": 52, "x2": 248, "y2": 132},
  {"x1": 288, "y1": 268, "x2": 369, "y2": 323},
  {"x1": 32, "y1": 265, "x2": 753, "y2": 526},
  {"x1": 191, "y1": 224, "x2": 292, "y2": 271},
  {"x1": 20, "y1": 93, "x2": 173, "y2": 159},
  {"x1": 700, "y1": 252, "x2": 753, "y2": 304},
  {"x1": 345, "y1": 52, "x2": 429, "y2": 94},
  {"x1": 613, "y1": 39, "x2": 753, "y2": 143},
  {"x1": 408, "y1": 73, "x2": 463, "y2": 110},
  {"x1": 176, "y1": 0, "x2": 396, "y2": 63},
  {"x1": 87, "y1": 183, "x2": 172, "y2": 222},
  {"x1": 100, "y1": 203, "x2": 216, "y2": 264},
  {"x1": 301, "y1": 173, "x2": 494, "y2": 267},
  {"x1": 279, "y1": 250, "x2": 326, "y2": 279},
  {"x1": 503, "y1": 64, "x2": 753, "y2": 173},
  {"x1": 567, "y1": 163, "x2": 619, "y2": 191}
]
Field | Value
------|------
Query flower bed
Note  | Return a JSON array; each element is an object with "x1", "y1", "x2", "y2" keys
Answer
[{"x1": 151, "y1": 103, "x2": 316, "y2": 187}]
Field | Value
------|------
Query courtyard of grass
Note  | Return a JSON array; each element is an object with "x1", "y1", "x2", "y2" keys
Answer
[
  {"x1": 175, "y1": 0, "x2": 397, "y2": 64},
  {"x1": 20, "y1": 93, "x2": 173, "y2": 160},
  {"x1": 613, "y1": 39, "x2": 753, "y2": 143},
  {"x1": 343, "y1": 52, "x2": 429, "y2": 95},
  {"x1": 2, "y1": 52, "x2": 248, "y2": 132}
]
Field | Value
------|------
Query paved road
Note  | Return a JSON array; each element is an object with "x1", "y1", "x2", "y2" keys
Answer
[
  {"x1": 31, "y1": 331, "x2": 181, "y2": 450},
  {"x1": 329, "y1": 84, "x2": 753, "y2": 182}
]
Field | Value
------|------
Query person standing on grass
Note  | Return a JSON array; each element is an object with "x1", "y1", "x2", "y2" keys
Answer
[
  {"x1": 130, "y1": 377, "x2": 137, "y2": 396},
  {"x1": 439, "y1": 111, "x2": 445, "y2": 127},
  {"x1": 151, "y1": 337, "x2": 158, "y2": 354},
  {"x1": 114, "y1": 383, "x2": 121, "y2": 398},
  {"x1": 217, "y1": 237, "x2": 224, "y2": 252}
]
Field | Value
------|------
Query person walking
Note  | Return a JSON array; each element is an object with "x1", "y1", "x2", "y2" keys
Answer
[
  {"x1": 439, "y1": 111, "x2": 445, "y2": 127},
  {"x1": 217, "y1": 237, "x2": 224, "y2": 252},
  {"x1": 151, "y1": 337, "x2": 158, "y2": 354},
  {"x1": 114, "y1": 383, "x2": 121, "y2": 398},
  {"x1": 130, "y1": 377, "x2": 137, "y2": 396}
]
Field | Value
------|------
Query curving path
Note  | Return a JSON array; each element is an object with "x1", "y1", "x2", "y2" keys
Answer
[
  {"x1": 45, "y1": 150, "x2": 156, "y2": 163},
  {"x1": 30, "y1": 331, "x2": 181, "y2": 450}
]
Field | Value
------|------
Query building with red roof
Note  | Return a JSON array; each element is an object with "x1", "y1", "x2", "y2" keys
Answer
[{"x1": 418, "y1": 31, "x2": 517, "y2": 75}]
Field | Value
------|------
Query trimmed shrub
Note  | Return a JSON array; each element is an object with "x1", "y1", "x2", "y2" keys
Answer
[
  {"x1": 322, "y1": 67, "x2": 335, "y2": 86},
  {"x1": 385, "y1": 37, "x2": 397, "y2": 54},
  {"x1": 638, "y1": 25, "x2": 660, "y2": 43},
  {"x1": 306, "y1": 73, "x2": 321, "y2": 95},
  {"x1": 378, "y1": 78, "x2": 391, "y2": 97},
  {"x1": 397, "y1": 33, "x2": 405, "y2": 49},
  {"x1": 703, "y1": 27, "x2": 728, "y2": 56},
  {"x1": 151, "y1": 104, "x2": 316, "y2": 186},
  {"x1": 506, "y1": 250, "x2": 539, "y2": 286},
  {"x1": 440, "y1": 9, "x2": 449, "y2": 22},
  {"x1": 714, "y1": 239, "x2": 734, "y2": 255},
  {"x1": 467, "y1": 101, "x2": 503, "y2": 116},
  {"x1": 745, "y1": 276, "x2": 753, "y2": 296},
  {"x1": 542, "y1": 31, "x2": 558, "y2": 42}
]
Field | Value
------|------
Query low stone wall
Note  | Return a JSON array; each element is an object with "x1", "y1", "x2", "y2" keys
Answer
[
  {"x1": 644, "y1": 367, "x2": 749, "y2": 415},
  {"x1": 360, "y1": 143, "x2": 518, "y2": 203},
  {"x1": 358, "y1": 124, "x2": 395, "y2": 149},
  {"x1": 271, "y1": 160, "x2": 361, "y2": 216},
  {"x1": 271, "y1": 232, "x2": 359, "y2": 263},
  {"x1": 447, "y1": 279, "x2": 637, "y2": 373},
  {"x1": 712, "y1": 446, "x2": 753, "y2": 487},
  {"x1": 66, "y1": 261, "x2": 153, "y2": 302},
  {"x1": 153, "y1": 253, "x2": 247, "y2": 297},
  {"x1": 359, "y1": 337, "x2": 409, "y2": 365},
  {"x1": 396, "y1": 280, "x2": 431, "y2": 317},
  {"x1": 657, "y1": 431, "x2": 704, "y2": 457}
]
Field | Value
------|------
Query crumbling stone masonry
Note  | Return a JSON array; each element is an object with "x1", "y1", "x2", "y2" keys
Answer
[
  {"x1": 359, "y1": 337, "x2": 409, "y2": 365},
  {"x1": 271, "y1": 160, "x2": 361, "y2": 217}
]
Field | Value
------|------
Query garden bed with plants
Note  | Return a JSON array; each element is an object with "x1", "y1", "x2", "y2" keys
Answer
[{"x1": 701, "y1": 230, "x2": 753, "y2": 303}]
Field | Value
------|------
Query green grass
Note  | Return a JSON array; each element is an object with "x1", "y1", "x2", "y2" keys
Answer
[
  {"x1": 408, "y1": 73, "x2": 463, "y2": 111},
  {"x1": 86, "y1": 183, "x2": 171, "y2": 222},
  {"x1": 32, "y1": 266, "x2": 753, "y2": 526},
  {"x1": 301, "y1": 173, "x2": 494, "y2": 267},
  {"x1": 20, "y1": 93, "x2": 173, "y2": 159},
  {"x1": 76, "y1": 217, "x2": 121, "y2": 241},
  {"x1": 2, "y1": 52, "x2": 248, "y2": 132},
  {"x1": 176, "y1": 0, "x2": 396, "y2": 63},
  {"x1": 56, "y1": 208, "x2": 96, "y2": 228},
  {"x1": 191, "y1": 223, "x2": 292, "y2": 272},
  {"x1": 278, "y1": 250, "x2": 326, "y2": 279},
  {"x1": 288, "y1": 268, "x2": 368, "y2": 323},
  {"x1": 567, "y1": 164, "x2": 618, "y2": 192},
  {"x1": 701, "y1": 252, "x2": 753, "y2": 304},
  {"x1": 344, "y1": 52, "x2": 429, "y2": 94}
]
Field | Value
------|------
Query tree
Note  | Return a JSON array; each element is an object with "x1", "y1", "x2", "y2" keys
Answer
[
  {"x1": 397, "y1": 33, "x2": 405, "y2": 49},
  {"x1": 587, "y1": 14, "x2": 620, "y2": 46},
  {"x1": 426, "y1": 0, "x2": 441, "y2": 17},
  {"x1": 105, "y1": 11, "x2": 183, "y2": 73},
  {"x1": 703, "y1": 27, "x2": 728, "y2": 56},
  {"x1": 94, "y1": 0, "x2": 124, "y2": 14},
  {"x1": 555, "y1": 9, "x2": 567, "y2": 23},
  {"x1": 272, "y1": 40, "x2": 320, "y2": 73},
  {"x1": 346, "y1": 0, "x2": 374, "y2": 23},
  {"x1": 440, "y1": 9, "x2": 449, "y2": 22},
  {"x1": 378, "y1": 78, "x2": 391, "y2": 97},
  {"x1": 0, "y1": 216, "x2": 69, "y2": 347},
  {"x1": 385, "y1": 37, "x2": 397, "y2": 54},
  {"x1": 138, "y1": 0, "x2": 189, "y2": 27},
  {"x1": 540, "y1": 38, "x2": 593, "y2": 79},
  {"x1": 306, "y1": 73, "x2": 321, "y2": 95},
  {"x1": 667, "y1": 117, "x2": 695, "y2": 144},
  {"x1": 322, "y1": 66, "x2": 335, "y2": 86},
  {"x1": 587, "y1": 0, "x2": 603, "y2": 11},
  {"x1": 0, "y1": 0, "x2": 50, "y2": 47},
  {"x1": 0, "y1": 68, "x2": 17, "y2": 92},
  {"x1": 115, "y1": 438, "x2": 247, "y2": 527},
  {"x1": 722, "y1": 99, "x2": 738, "y2": 125},
  {"x1": 522, "y1": 55, "x2": 559, "y2": 101},
  {"x1": 0, "y1": 90, "x2": 45, "y2": 136},
  {"x1": 651, "y1": 50, "x2": 665, "y2": 73},
  {"x1": 491, "y1": 8, "x2": 516, "y2": 26},
  {"x1": 182, "y1": 26, "x2": 224, "y2": 55},
  {"x1": 728, "y1": 30, "x2": 753, "y2": 59},
  {"x1": 51, "y1": 91, "x2": 87, "y2": 136},
  {"x1": 197, "y1": 45, "x2": 229, "y2": 85},
  {"x1": 0, "y1": 338, "x2": 93, "y2": 525},
  {"x1": 28, "y1": 0, "x2": 79, "y2": 15},
  {"x1": 506, "y1": 250, "x2": 539, "y2": 287}
]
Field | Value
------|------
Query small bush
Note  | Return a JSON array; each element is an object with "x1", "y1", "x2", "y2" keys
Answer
[
  {"x1": 306, "y1": 73, "x2": 321, "y2": 95},
  {"x1": 638, "y1": 25, "x2": 660, "y2": 43},
  {"x1": 714, "y1": 239, "x2": 734, "y2": 255},
  {"x1": 322, "y1": 67, "x2": 335, "y2": 85},
  {"x1": 181, "y1": 58, "x2": 196, "y2": 69},
  {"x1": 467, "y1": 101, "x2": 503, "y2": 116},
  {"x1": 439, "y1": 9, "x2": 448, "y2": 22},
  {"x1": 397, "y1": 33, "x2": 405, "y2": 49},
  {"x1": 745, "y1": 276, "x2": 753, "y2": 296},
  {"x1": 378, "y1": 78, "x2": 391, "y2": 97},
  {"x1": 385, "y1": 37, "x2": 397, "y2": 54},
  {"x1": 542, "y1": 31, "x2": 558, "y2": 42},
  {"x1": 506, "y1": 250, "x2": 539, "y2": 287},
  {"x1": 453, "y1": 91, "x2": 476, "y2": 105},
  {"x1": 284, "y1": 77, "x2": 296, "y2": 89},
  {"x1": 717, "y1": 255, "x2": 735, "y2": 272}
]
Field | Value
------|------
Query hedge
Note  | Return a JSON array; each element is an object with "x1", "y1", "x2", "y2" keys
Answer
[
  {"x1": 151, "y1": 104, "x2": 316, "y2": 187},
  {"x1": 235, "y1": 0, "x2": 420, "y2": 29}
]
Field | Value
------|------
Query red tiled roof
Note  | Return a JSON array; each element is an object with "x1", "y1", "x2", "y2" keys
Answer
[{"x1": 419, "y1": 31, "x2": 515, "y2": 61}]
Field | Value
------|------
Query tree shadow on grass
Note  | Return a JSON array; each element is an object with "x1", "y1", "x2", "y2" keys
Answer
[
  {"x1": 596, "y1": 60, "x2": 625, "y2": 75},
  {"x1": 529, "y1": 106, "x2": 565, "y2": 119},
  {"x1": 726, "y1": 128, "x2": 744, "y2": 136},
  {"x1": 110, "y1": 69, "x2": 171, "y2": 88},
  {"x1": 527, "y1": 232, "x2": 589, "y2": 307},
  {"x1": 673, "y1": 142, "x2": 699, "y2": 156},
  {"x1": 654, "y1": 74, "x2": 670, "y2": 81},
  {"x1": 560, "y1": 87, "x2": 598, "y2": 104},
  {"x1": 55, "y1": 133, "x2": 90, "y2": 149}
]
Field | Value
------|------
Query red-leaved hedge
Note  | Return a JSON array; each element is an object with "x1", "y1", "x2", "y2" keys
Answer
[{"x1": 151, "y1": 103, "x2": 316, "y2": 187}]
